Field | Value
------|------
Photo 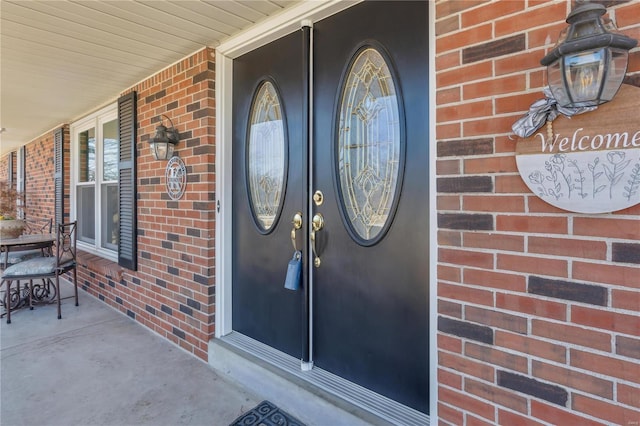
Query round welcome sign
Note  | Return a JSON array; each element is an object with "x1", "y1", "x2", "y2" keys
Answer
[
  {"x1": 515, "y1": 84, "x2": 640, "y2": 214},
  {"x1": 165, "y1": 156, "x2": 187, "y2": 201}
]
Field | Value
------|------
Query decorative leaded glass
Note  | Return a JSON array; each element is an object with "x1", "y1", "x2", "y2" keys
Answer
[
  {"x1": 247, "y1": 81, "x2": 286, "y2": 231},
  {"x1": 337, "y1": 47, "x2": 402, "y2": 243}
]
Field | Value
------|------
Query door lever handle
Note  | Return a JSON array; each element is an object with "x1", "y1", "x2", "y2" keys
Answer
[
  {"x1": 311, "y1": 213, "x2": 324, "y2": 267},
  {"x1": 291, "y1": 212, "x2": 303, "y2": 252}
]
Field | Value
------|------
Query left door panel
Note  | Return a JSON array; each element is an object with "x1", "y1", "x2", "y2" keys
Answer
[{"x1": 232, "y1": 30, "x2": 306, "y2": 358}]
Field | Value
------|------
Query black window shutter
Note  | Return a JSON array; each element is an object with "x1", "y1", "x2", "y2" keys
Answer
[
  {"x1": 19, "y1": 146, "x2": 26, "y2": 219},
  {"x1": 54, "y1": 128, "x2": 64, "y2": 226},
  {"x1": 117, "y1": 91, "x2": 137, "y2": 270},
  {"x1": 7, "y1": 151, "x2": 14, "y2": 186},
  {"x1": 19, "y1": 146, "x2": 26, "y2": 193}
]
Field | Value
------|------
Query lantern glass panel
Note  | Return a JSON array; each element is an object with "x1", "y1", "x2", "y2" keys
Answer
[
  {"x1": 564, "y1": 49, "x2": 605, "y2": 106},
  {"x1": 152, "y1": 142, "x2": 173, "y2": 160},
  {"x1": 547, "y1": 60, "x2": 571, "y2": 106},
  {"x1": 166, "y1": 144, "x2": 175, "y2": 159},
  {"x1": 600, "y1": 48, "x2": 629, "y2": 103}
]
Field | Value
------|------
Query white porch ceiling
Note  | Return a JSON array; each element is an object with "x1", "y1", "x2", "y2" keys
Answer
[{"x1": 0, "y1": 0, "x2": 300, "y2": 155}]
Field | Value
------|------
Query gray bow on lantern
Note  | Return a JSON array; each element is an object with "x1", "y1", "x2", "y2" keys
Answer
[{"x1": 511, "y1": 88, "x2": 597, "y2": 138}]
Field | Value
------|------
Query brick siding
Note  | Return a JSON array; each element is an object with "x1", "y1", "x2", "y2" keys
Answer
[
  {"x1": 0, "y1": 126, "x2": 68, "y2": 223},
  {"x1": 99, "y1": 47, "x2": 216, "y2": 360},
  {"x1": 436, "y1": 0, "x2": 640, "y2": 424}
]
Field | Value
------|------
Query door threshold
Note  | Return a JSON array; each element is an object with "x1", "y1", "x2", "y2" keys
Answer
[{"x1": 210, "y1": 332, "x2": 430, "y2": 426}]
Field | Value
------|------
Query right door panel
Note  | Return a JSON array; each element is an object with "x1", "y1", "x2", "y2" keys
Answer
[{"x1": 312, "y1": 1, "x2": 430, "y2": 413}]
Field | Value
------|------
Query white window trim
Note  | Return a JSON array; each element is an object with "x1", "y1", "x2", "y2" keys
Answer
[{"x1": 70, "y1": 102, "x2": 118, "y2": 262}]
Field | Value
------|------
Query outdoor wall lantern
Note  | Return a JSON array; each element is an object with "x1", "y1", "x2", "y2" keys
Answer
[
  {"x1": 541, "y1": 1, "x2": 637, "y2": 108},
  {"x1": 149, "y1": 114, "x2": 180, "y2": 160}
]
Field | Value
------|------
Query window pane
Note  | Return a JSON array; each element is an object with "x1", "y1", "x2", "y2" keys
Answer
[
  {"x1": 101, "y1": 183, "x2": 118, "y2": 251},
  {"x1": 77, "y1": 185, "x2": 95, "y2": 243},
  {"x1": 247, "y1": 81, "x2": 286, "y2": 231},
  {"x1": 103, "y1": 119, "x2": 119, "y2": 181},
  {"x1": 79, "y1": 128, "x2": 96, "y2": 182},
  {"x1": 337, "y1": 47, "x2": 401, "y2": 242}
]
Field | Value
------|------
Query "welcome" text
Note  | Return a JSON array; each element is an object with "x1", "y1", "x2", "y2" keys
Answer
[{"x1": 537, "y1": 128, "x2": 640, "y2": 153}]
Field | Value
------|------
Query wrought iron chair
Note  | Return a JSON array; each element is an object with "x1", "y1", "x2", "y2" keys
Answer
[
  {"x1": 1, "y1": 218, "x2": 54, "y2": 313},
  {"x1": 0, "y1": 218, "x2": 53, "y2": 313},
  {"x1": 1, "y1": 221, "x2": 78, "y2": 324}
]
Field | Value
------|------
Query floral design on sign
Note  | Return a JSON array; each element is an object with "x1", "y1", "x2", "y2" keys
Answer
[{"x1": 526, "y1": 151, "x2": 639, "y2": 206}]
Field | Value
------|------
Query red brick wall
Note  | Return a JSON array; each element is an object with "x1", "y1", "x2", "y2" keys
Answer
[
  {"x1": 0, "y1": 126, "x2": 69, "y2": 224},
  {"x1": 75, "y1": 48, "x2": 216, "y2": 360},
  {"x1": 436, "y1": 1, "x2": 640, "y2": 424},
  {"x1": 23, "y1": 128, "x2": 65, "y2": 223}
]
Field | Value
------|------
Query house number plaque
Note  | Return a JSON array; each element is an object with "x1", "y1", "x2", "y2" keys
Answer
[
  {"x1": 515, "y1": 84, "x2": 640, "y2": 214},
  {"x1": 165, "y1": 156, "x2": 187, "y2": 201}
]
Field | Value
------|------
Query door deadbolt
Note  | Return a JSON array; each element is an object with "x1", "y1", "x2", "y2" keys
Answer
[{"x1": 313, "y1": 190, "x2": 324, "y2": 206}]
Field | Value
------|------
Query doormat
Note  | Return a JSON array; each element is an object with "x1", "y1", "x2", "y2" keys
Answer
[{"x1": 230, "y1": 400, "x2": 306, "y2": 426}]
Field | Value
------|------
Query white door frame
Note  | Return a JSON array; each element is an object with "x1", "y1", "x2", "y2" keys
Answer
[{"x1": 214, "y1": 0, "x2": 438, "y2": 419}]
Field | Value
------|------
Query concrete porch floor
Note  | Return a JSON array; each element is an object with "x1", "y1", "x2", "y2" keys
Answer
[{"x1": 0, "y1": 281, "x2": 373, "y2": 426}]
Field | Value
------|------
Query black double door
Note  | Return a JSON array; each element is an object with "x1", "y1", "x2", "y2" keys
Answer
[{"x1": 232, "y1": 1, "x2": 429, "y2": 414}]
